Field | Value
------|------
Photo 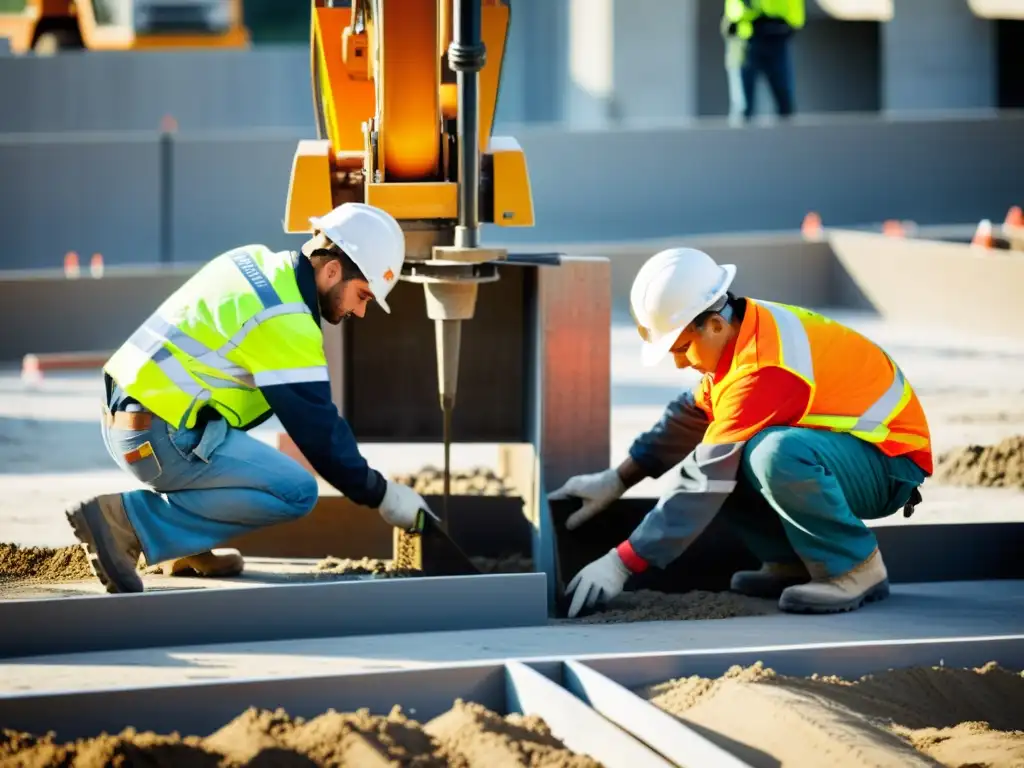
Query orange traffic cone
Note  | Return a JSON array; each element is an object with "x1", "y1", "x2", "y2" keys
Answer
[
  {"x1": 972, "y1": 219, "x2": 994, "y2": 249},
  {"x1": 63, "y1": 251, "x2": 80, "y2": 278},
  {"x1": 882, "y1": 219, "x2": 905, "y2": 237},
  {"x1": 801, "y1": 212, "x2": 823, "y2": 240},
  {"x1": 90, "y1": 253, "x2": 104, "y2": 278},
  {"x1": 1005, "y1": 206, "x2": 1023, "y2": 230}
]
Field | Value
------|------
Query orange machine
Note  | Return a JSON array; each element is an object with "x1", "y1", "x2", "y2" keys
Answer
[
  {"x1": 284, "y1": 0, "x2": 536, "y2": 511},
  {"x1": 0, "y1": 0, "x2": 248, "y2": 54}
]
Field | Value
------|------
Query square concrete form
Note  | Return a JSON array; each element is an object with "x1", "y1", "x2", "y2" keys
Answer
[
  {"x1": 565, "y1": 635, "x2": 1024, "y2": 767},
  {"x1": 0, "y1": 661, "x2": 672, "y2": 767},
  {"x1": 0, "y1": 572, "x2": 547, "y2": 659}
]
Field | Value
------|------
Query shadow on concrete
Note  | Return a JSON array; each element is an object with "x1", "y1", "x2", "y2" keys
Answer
[{"x1": 0, "y1": 416, "x2": 112, "y2": 475}]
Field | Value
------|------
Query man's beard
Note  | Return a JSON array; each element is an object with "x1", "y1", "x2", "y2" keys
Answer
[{"x1": 318, "y1": 283, "x2": 349, "y2": 324}]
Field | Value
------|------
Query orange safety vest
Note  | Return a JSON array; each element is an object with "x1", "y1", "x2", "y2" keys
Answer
[{"x1": 708, "y1": 299, "x2": 933, "y2": 474}]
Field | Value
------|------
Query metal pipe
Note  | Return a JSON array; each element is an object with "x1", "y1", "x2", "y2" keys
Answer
[{"x1": 449, "y1": 0, "x2": 485, "y2": 248}]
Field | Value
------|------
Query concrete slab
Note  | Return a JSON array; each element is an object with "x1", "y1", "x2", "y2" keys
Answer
[{"x1": 1, "y1": 580, "x2": 1021, "y2": 695}]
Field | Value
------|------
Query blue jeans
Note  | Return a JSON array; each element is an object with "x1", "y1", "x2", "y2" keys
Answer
[
  {"x1": 100, "y1": 407, "x2": 319, "y2": 564},
  {"x1": 723, "y1": 427, "x2": 927, "y2": 577},
  {"x1": 741, "y1": 34, "x2": 795, "y2": 118}
]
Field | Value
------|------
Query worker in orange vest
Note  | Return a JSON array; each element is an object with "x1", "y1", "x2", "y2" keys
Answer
[{"x1": 553, "y1": 247, "x2": 932, "y2": 619}]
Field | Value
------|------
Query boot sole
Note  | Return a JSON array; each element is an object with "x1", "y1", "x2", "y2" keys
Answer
[
  {"x1": 778, "y1": 578, "x2": 890, "y2": 614},
  {"x1": 66, "y1": 500, "x2": 144, "y2": 595}
]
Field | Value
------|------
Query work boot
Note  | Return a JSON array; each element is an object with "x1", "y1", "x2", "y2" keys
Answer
[
  {"x1": 162, "y1": 549, "x2": 245, "y2": 578},
  {"x1": 65, "y1": 494, "x2": 144, "y2": 594},
  {"x1": 778, "y1": 549, "x2": 889, "y2": 614},
  {"x1": 730, "y1": 561, "x2": 810, "y2": 598}
]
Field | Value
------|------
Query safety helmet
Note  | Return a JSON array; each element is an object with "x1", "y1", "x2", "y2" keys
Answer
[
  {"x1": 305, "y1": 202, "x2": 406, "y2": 314},
  {"x1": 629, "y1": 247, "x2": 737, "y2": 367}
]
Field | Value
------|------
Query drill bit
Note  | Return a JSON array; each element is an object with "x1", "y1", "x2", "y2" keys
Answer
[
  {"x1": 441, "y1": 394, "x2": 453, "y2": 527},
  {"x1": 435, "y1": 317, "x2": 463, "y2": 531}
]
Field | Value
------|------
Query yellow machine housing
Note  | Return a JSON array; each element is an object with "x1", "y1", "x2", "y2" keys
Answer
[{"x1": 284, "y1": 0, "x2": 534, "y2": 247}]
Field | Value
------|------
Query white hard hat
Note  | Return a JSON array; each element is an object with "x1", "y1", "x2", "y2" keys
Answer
[
  {"x1": 305, "y1": 202, "x2": 405, "y2": 314},
  {"x1": 629, "y1": 247, "x2": 737, "y2": 367}
]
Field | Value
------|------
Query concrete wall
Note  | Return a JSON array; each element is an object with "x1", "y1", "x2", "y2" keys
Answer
[{"x1": 3, "y1": 113, "x2": 1022, "y2": 271}]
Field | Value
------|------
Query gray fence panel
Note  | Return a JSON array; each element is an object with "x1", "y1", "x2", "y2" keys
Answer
[
  {"x1": 0, "y1": 133, "x2": 161, "y2": 269},
  {"x1": 170, "y1": 130, "x2": 309, "y2": 262},
  {"x1": 0, "y1": 47, "x2": 314, "y2": 133}
]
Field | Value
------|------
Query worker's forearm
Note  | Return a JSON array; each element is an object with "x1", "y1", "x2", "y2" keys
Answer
[
  {"x1": 627, "y1": 389, "x2": 710, "y2": 479},
  {"x1": 624, "y1": 440, "x2": 745, "y2": 570},
  {"x1": 261, "y1": 381, "x2": 387, "y2": 508},
  {"x1": 615, "y1": 456, "x2": 647, "y2": 490}
]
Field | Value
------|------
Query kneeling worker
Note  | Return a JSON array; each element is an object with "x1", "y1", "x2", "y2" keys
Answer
[
  {"x1": 553, "y1": 247, "x2": 932, "y2": 618},
  {"x1": 67, "y1": 202, "x2": 433, "y2": 593}
]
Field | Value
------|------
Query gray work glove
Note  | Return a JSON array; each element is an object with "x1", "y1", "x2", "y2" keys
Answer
[
  {"x1": 548, "y1": 469, "x2": 626, "y2": 530},
  {"x1": 565, "y1": 549, "x2": 632, "y2": 618},
  {"x1": 378, "y1": 480, "x2": 431, "y2": 530}
]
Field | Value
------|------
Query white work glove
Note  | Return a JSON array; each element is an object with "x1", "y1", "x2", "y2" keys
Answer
[
  {"x1": 548, "y1": 469, "x2": 626, "y2": 530},
  {"x1": 565, "y1": 549, "x2": 632, "y2": 619},
  {"x1": 378, "y1": 480, "x2": 431, "y2": 530}
]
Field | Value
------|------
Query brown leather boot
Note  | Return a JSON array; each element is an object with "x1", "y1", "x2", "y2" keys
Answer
[
  {"x1": 162, "y1": 549, "x2": 245, "y2": 578},
  {"x1": 66, "y1": 494, "x2": 144, "y2": 594},
  {"x1": 778, "y1": 550, "x2": 889, "y2": 614}
]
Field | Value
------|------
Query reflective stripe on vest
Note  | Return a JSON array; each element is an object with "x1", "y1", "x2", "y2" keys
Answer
[{"x1": 758, "y1": 300, "x2": 916, "y2": 447}]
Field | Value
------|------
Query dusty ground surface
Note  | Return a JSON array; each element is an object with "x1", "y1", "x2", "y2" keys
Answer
[
  {"x1": 935, "y1": 435, "x2": 1024, "y2": 490},
  {"x1": 641, "y1": 660, "x2": 1024, "y2": 768},
  {"x1": 0, "y1": 699, "x2": 603, "y2": 768},
  {"x1": 565, "y1": 589, "x2": 777, "y2": 624}
]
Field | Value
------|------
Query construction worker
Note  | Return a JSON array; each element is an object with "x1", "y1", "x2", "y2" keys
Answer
[
  {"x1": 725, "y1": 0, "x2": 805, "y2": 120},
  {"x1": 66, "y1": 202, "x2": 434, "y2": 594},
  {"x1": 553, "y1": 247, "x2": 932, "y2": 619}
]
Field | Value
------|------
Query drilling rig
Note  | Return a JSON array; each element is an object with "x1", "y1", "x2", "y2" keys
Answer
[{"x1": 282, "y1": 0, "x2": 611, "y2": 601}]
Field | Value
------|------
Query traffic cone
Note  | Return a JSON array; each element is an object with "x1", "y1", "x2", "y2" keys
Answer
[
  {"x1": 882, "y1": 220, "x2": 904, "y2": 237},
  {"x1": 90, "y1": 253, "x2": 104, "y2": 278},
  {"x1": 971, "y1": 219, "x2": 994, "y2": 249},
  {"x1": 1005, "y1": 206, "x2": 1023, "y2": 230},
  {"x1": 21, "y1": 354, "x2": 42, "y2": 385},
  {"x1": 63, "y1": 251, "x2": 80, "y2": 278},
  {"x1": 801, "y1": 212, "x2": 823, "y2": 240}
]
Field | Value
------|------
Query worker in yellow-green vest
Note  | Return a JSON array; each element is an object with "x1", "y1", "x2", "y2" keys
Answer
[
  {"x1": 724, "y1": 0, "x2": 805, "y2": 120},
  {"x1": 66, "y1": 202, "x2": 435, "y2": 594}
]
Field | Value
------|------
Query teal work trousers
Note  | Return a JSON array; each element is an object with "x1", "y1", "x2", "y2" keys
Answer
[{"x1": 724, "y1": 427, "x2": 927, "y2": 578}]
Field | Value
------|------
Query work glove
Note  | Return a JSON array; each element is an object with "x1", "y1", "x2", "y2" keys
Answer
[
  {"x1": 548, "y1": 469, "x2": 626, "y2": 530},
  {"x1": 565, "y1": 549, "x2": 632, "y2": 619},
  {"x1": 378, "y1": 480, "x2": 431, "y2": 530}
]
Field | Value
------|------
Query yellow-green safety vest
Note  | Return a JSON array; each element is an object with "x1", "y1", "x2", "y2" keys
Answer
[
  {"x1": 725, "y1": 0, "x2": 805, "y2": 40},
  {"x1": 104, "y1": 245, "x2": 328, "y2": 431}
]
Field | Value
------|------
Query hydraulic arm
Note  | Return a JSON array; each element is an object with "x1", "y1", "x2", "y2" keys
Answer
[{"x1": 284, "y1": 0, "x2": 535, "y2": 521}]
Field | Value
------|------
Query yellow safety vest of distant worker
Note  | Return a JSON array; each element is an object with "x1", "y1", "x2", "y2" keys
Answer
[{"x1": 725, "y1": 0, "x2": 805, "y2": 40}]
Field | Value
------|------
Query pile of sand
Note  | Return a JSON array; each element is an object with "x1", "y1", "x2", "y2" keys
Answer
[
  {"x1": 567, "y1": 589, "x2": 777, "y2": 624},
  {"x1": 0, "y1": 700, "x2": 603, "y2": 768},
  {"x1": 390, "y1": 467, "x2": 517, "y2": 497},
  {"x1": 314, "y1": 556, "x2": 422, "y2": 579},
  {"x1": 640, "y1": 660, "x2": 1024, "y2": 767},
  {"x1": 0, "y1": 543, "x2": 93, "y2": 584},
  {"x1": 934, "y1": 435, "x2": 1024, "y2": 490}
]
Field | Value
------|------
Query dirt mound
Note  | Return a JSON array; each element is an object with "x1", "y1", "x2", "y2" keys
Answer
[
  {"x1": 566, "y1": 589, "x2": 777, "y2": 624},
  {"x1": 390, "y1": 467, "x2": 517, "y2": 497},
  {"x1": 934, "y1": 435, "x2": 1024, "y2": 489},
  {"x1": 0, "y1": 543, "x2": 93, "y2": 584},
  {"x1": 641, "y1": 660, "x2": 1024, "y2": 768},
  {"x1": 1, "y1": 700, "x2": 603, "y2": 768},
  {"x1": 314, "y1": 556, "x2": 421, "y2": 579}
]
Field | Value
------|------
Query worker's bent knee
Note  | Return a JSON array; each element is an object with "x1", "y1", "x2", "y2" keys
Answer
[
  {"x1": 280, "y1": 469, "x2": 320, "y2": 520},
  {"x1": 742, "y1": 427, "x2": 820, "y2": 489}
]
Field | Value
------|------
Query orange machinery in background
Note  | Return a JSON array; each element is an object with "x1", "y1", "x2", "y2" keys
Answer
[{"x1": 0, "y1": 0, "x2": 248, "y2": 54}]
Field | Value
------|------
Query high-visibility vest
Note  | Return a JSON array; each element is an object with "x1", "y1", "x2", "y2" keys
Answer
[
  {"x1": 104, "y1": 245, "x2": 329, "y2": 431},
  {"x1": 725, "y1": 0, "x2": 805, "y2": 40},
  {"x1": 707, "y1": 298, "x2": 933, "y2": 473}
]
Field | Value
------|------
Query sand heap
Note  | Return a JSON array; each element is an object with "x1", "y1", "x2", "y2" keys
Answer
[
  {"x1": 0, "y1": 700, "x2": 604, "y2": 768},
  {"x1": 389, "y1": 466, "x2": 517, "y2": 497},
  {"x1": 566, "y1": 589, "x2": 777, "y2": 624},
  {"x1": 640, "y1": 660, "x2": 1024, "y2": 767},
  {"x1": 0, "y1": 543, "x2": 93, "y2": 584},
  {"x1": 934, "y1": 435, "x2": 1024, "y2": 490}
]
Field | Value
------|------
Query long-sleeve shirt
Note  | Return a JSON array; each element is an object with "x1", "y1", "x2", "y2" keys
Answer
[{"x1": 110, "y1": 252, "x2": 386, "y2": 508}]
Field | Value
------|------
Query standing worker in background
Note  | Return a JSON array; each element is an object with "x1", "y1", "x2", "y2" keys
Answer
[
  {"x1": 66, "y1": 202, "x2": 434, "y2": 594},
  {"x1": 552, "y1": 247, "x2": 932, "y2": 619},
  {"x1": 725, "y1": 0, "x2": 805, "y2": 121}
]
